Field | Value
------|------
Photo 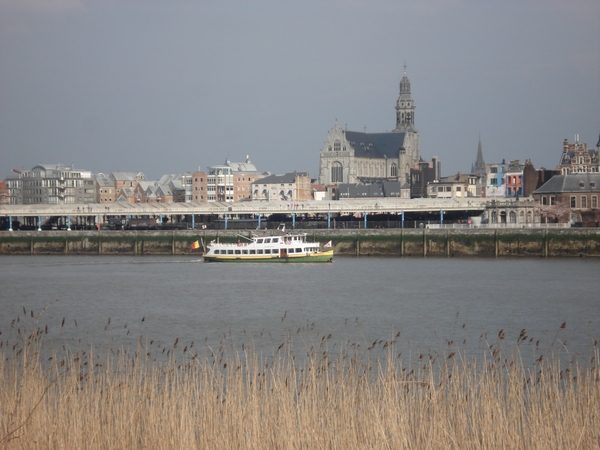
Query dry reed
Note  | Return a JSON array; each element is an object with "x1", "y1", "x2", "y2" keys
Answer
[{"x1": 1, "y1": 316, "x2": 598, "y2": 449}]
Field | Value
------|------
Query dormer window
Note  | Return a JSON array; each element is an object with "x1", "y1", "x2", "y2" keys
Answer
[{"x1": 579, "y1": 182, "x2": 585, "y2": 188}]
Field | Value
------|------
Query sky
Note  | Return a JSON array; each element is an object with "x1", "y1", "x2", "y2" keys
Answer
[{"x1": 0, "y1": 0, "x2": 598, "y2": 182}]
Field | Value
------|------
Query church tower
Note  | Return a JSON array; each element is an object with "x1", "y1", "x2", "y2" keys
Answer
[{"x1": 395, "y1": 64, "x2": 416, "y2": 132}]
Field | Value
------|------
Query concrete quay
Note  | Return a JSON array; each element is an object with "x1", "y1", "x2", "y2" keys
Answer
[{"x1": 1, "y1": 228, "x2": 599, "y2": 258}]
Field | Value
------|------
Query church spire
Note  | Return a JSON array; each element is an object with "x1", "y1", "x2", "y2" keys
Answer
[
  {"x1": 473, "y1": 136, "x2": 486, "y2": 175},
  {"x1": 395, "y1": 64, "x2": 416, "y2": 132}
]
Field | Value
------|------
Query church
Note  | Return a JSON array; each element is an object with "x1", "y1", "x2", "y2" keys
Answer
[{"x1": 318, "y1": 68, "x2": 420, "y2": 187}]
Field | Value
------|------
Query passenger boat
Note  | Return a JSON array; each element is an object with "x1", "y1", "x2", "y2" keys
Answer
[{"x1": 202, "y1": 233, "x2": 333, "y2": 263}]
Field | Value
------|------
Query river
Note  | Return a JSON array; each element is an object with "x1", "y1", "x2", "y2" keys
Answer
[{"x1": 1, "y1": 255, "x2": 598, "y2": 366}]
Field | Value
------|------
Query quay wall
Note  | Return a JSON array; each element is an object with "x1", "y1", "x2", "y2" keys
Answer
[{"x1": 1, "y1": 229, "x2": 600, "y2": 257}]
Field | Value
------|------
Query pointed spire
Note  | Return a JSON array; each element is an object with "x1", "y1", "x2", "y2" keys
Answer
[{"x1": 473, "y1": 136, "x2": 486, "y2": 175}]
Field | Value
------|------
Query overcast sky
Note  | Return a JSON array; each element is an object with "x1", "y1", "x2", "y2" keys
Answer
[{"x1": 1, "y1": 0, "x2": 598, "y2": 181}]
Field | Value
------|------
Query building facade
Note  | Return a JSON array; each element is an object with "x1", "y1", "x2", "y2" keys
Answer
[
  {"x1": 12, "y1": 164, "x2": 95, "y2": 205},
  {"x1": 556, "y1": 136, "x2": 600, "y2": 174},
  {"x1": 251, "y1": 172, "x2": 312, "y2": 202},
  {"x1": 318, "y1": 68, "x2": 420, "y2": 188},
  {"x1": 484, "y1": 161, "x2": 507, "y2": 198},
  {"x1": 206, "y1": 157, "x2": 266, "y2": 203},
  {"x1": 532, "y1": 173, "x2": 600, "y2": 226}
]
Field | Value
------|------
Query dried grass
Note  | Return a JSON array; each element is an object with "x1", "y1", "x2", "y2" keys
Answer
[{"x1": 1, "y1": 317, "x2": 598, "y2": 449}]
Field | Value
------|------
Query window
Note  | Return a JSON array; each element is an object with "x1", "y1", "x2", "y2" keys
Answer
[
  {"x1": 391, "y1": 164, "x2": 398, "y2": 178},
  {"x1": 509, "y1": 211, "x2": 517, "y2": 223},
  {"x1": 550, "y1": 196, "x2": 556, "y2": 205},
  {"x1": 331, "y1": 162, "x2": 343, "y2": 183},
  {"x1": 581, "y1": 196, "x2": 587, "y2": 208},
  {"x1": 570, "y1": 196, "x2": 576, "y2": 208},
  {"x1": 235, "y1": 250, "x2": 241, "y2": 255},
  {"x1": 295, "y1": 248, "x2": 302, "y2": 253},
  {"x1": 264, "y1": 249, "x2": 271, "y2": 254},
  {"x1": 592, "y1": 196, "x2": 598, "y2": 208},
  {"x1": 249, "y1": 250, "x2": 256, "y2": 255},
  {"x1": 272, "y1": 238, "x2": 279, "y2": 243},
  {"x1": 541, "y1": 196, "x2": 548, "y2": 205},
  {"x1": 264, "y1": 238, "x2": 271, "y2": 243},
  {"x1": 334, "y1": 140, "x2": 341, "y2": 152},
  {"x1": 227, "y1": 250, "x2": 234, "y2": 255},
  {"x1": 257, "y1": 250, "x2": 263, "y2": 254}
]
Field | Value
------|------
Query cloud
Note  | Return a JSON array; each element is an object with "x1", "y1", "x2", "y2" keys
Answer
[{"x1": 0, "y1": 0, "x2": 85, "y2": 13}]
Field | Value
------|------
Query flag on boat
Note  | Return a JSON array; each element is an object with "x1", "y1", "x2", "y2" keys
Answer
[
  {"x1": 324, "y1": 241, "x2": 332, "y2": 248},
  {"x1": 191, "y1": 240, "x2": 200, "y2": 250}
]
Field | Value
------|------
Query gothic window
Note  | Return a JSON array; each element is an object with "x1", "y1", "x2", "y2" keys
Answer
[
  {"x1": 331, "y1": 162, "x2": 343, "y2": 183},
  {"x1": 391, "y1": 164, "x2": 398, "y2": 177},
  {"x1": 334, "y1": 140, "x2": 341, "y2": 152}
]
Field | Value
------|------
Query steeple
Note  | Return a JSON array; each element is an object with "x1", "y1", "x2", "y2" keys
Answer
[
  {"x1": 473, "y1": 136, "x2": 486, "y2": 175},
  {"x1": 395, "y1": 63, "x2": 416, "y2": 132}
]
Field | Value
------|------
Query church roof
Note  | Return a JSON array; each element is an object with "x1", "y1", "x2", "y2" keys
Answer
[{"x1": 344, "y1": 131, "x2": 406, "y2": 159}]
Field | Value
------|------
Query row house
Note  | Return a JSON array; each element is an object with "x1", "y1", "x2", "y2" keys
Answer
[
  {"x1": 504, "y1": 160, "x2": 524, "y2": 198},
  {"x1": 556, "y1": 136, "x2": 600, "y2": 175},
  {"x1": 483, "y1": 161, "x2": 507, "y2": 198},
  {"x1": 251, "y1": 172, "x2": 312, "y2": 201},
  {"x1": 427, "y1": 173, "x2": 482, "y2": 199},
  {"x1": 111, "y1": 172, "x2": 146, "y2": 204}
]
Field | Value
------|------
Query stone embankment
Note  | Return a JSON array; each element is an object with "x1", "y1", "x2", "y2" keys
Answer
[{"x1": 1, "y1": 229, "x2": 600, "y2": 257}]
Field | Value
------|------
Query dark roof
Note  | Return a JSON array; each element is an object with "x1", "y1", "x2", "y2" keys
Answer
[
  {"x1": 344, "y1": 131, "x2": 406, "y2": 159},
  {"x1": 533, "y1": 173, "x2": 600, "y2": 194},
  {"x1": 253, "y1": 172, "x2": 309, "y2": 185}
]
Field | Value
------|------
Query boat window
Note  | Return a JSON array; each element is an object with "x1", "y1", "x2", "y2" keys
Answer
[
  {"x1": 272, "y1": 249, "x2": 279, "y2": 255},
  {"x1": 295, "y1": 248, "x2": 302, "y2": 253},
  {"x1": 264, "y1": 238, "x2": 271, "y2": 243},
  {"x1": 235, "y1": 250, "x2": 241, "y2": 255},
  {"x1": 264, "y1": 249, "x2": 271, "y2": 254},
  {"x1": 242, "y1": 250, "x2": 248, "y2": 255},
  {"x1": 227, "y1": 250, "x2": 234, "y2": 255},
  {"x1": 249, "y1": 250, "x2": 256, "y2": 254},
  {"x1": 288, "y1": 248, "x2": 294, "y2": 253},
  {"x1": 256, "y1": 239, "x2": 263, "y2": 244},
  {"x1": 257, "y1": 249, "x2": 263, "y2": 254},
  {"x1": 272, "y1": 237, "x2": 279, "y2": 243},
  {"x1": 213, "y1": 250, "x2": 220, "y2": 254}
]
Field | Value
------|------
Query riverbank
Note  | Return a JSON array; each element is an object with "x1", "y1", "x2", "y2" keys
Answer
[{"x1": 1, "y1": 228, "x2": 599, "y2": 257}]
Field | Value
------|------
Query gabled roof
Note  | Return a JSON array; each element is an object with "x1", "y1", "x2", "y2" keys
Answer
[
  {"x1": 344, "y1": 131, "x2": 406, "y2": 159},
  {"x1": 533, "y1": 173, "x2": 600, "y2": 194},
  {"x1": 111, "y1": 172, "x2": 146, "y2": 181}
]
